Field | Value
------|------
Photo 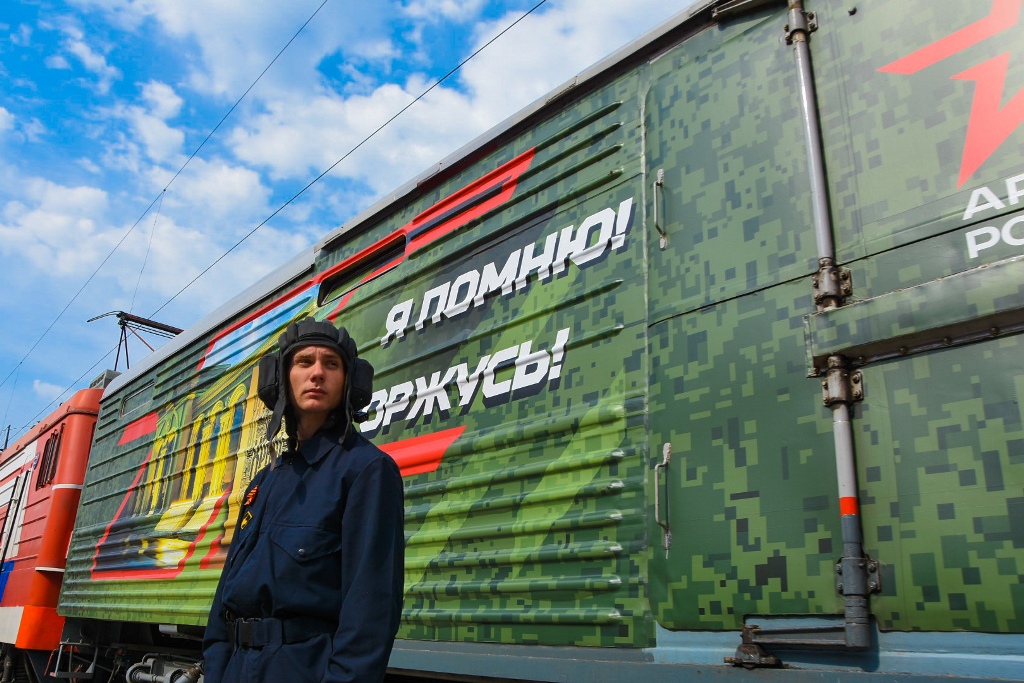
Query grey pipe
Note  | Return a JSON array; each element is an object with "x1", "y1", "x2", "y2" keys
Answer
[
  {"x1": 788, "y1": 0, "x2": 834, "y2": 260},
  {"x1": 789, "y1": 0, "x2": 873, "y2": 650}
]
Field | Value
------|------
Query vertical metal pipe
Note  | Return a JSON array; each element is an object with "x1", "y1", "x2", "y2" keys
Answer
[
  {"x1": 831, "y1": 399, "x2": 871, "y2": 649},
  {"x1": 788, "y1": 0, "x2": 834, "y2": 261},
  {"x1": 790, "y1": 0, "x2": 875, "y2": 642}
]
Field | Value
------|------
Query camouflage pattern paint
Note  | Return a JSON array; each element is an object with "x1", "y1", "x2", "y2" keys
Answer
[{"x1": 56, "y1": 0, "x2": 1024, "y2": 672}]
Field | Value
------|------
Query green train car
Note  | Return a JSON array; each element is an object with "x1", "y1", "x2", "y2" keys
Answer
[{"x1": 47, "y1": 0, "x2": 1024, "y2": 680}]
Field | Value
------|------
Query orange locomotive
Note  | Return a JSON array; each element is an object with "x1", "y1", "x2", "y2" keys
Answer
[{"x1": 0, "y1": 388, "x2": 100, "y2": 653}]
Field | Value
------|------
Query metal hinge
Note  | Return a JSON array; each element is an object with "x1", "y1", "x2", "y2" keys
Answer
[
  {"x1": 836, "y1": 556, "x2": 882, "y2": 596},
  {"x1": 812, "y1": 257, "x2": 852, "y2": 311},
  {"x1": 821, "y1": 356, "x2": 863, "y2": 406},
  {"x1": 785, "y1": 8, "x2": 818, "y2": 44}
]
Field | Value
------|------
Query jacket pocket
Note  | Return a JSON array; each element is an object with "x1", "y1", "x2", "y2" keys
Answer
[{"x1": 269, "y1": 525, "x2": 342, "y2": 562}]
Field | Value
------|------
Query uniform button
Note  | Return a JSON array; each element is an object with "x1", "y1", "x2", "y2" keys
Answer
[{"x1": 298, "y1": 549, "x2": 306, "y2": 557}]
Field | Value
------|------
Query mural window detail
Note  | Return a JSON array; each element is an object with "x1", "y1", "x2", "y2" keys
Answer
[
  {"x1": 121, "y1": 382, "x2": 154, "y2": 418},
  {"x1": 318, "y1": 234, "x2": 406, "y2": 306}
]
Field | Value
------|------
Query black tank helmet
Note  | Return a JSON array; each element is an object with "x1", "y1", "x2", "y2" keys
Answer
[{"x1": 256, "y1": 318, "x2": 374, "y2": 451}]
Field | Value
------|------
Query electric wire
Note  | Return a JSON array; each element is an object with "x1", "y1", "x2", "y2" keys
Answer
[
  {"x1": 130, "y1": 190, "x2": 165, "y2": 314},
  {"x1": 151, "y1": 0, "x2": 549, "y2": 316},
  {"x1": 0, "y1": 0, "x2": 331, "y2": 399},
  {"x1": 7, "y1": 347, "x2": 118, "y2": 441},
  {"x1": 0, "y1": 364, "x2": 21, "y2": 439},
  {"x1": 7, "y1": 0, "x2": 550, "y2": 438}
]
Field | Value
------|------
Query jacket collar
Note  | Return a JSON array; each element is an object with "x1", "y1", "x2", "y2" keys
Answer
[{"x1": 294, "y1": 426, "x2": 348, "y2": 465}]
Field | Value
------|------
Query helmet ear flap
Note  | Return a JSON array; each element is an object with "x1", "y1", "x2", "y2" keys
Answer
[
  {"x1": 349, "y1": 358, "x2": 374, "y2": 414},
  {"x1": 256, "y1": 351, "x2": 282, "y2": 410},
  {"x1": 257, "y1": 350, "x2": 289, "y2": 444}
]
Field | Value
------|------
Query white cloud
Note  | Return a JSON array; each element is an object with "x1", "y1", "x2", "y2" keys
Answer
[
  {"x1": 459, "y1": 0, "x2": 688, "y2": 122},
  {"x1": 21, "y1": 118, "x2": 47, "y2": 143},
  {"x1": 0, "y1": 179, "x2": 111, "y2": 277},
  {"x1": 141, "y1": 81, "x2": 183, "y2": 119},
  {"x1": 224, "y1": 0, "x2": 693, "y2": 195},
  {"x1": 59, "y1": 22, "x2": 122, "y2": 93},
  {"x1": 45, "y1": 54, "x2": 72, "y2": 70},
  {"x1": 32, "y1": 379, "x2": 66, "y2": 402},
  {"x1": 129, "y1": 112, "x2": 184, "y2": 163},
  {"x1": 78, "y1": 157, "x2": 103, "y2": 174},
  {"x1": 0, "y1": 107, "x2": 14, "y2": 135},
  {"x1": 0, "y1": 163, "x2": 275, "y2": 314},
  {"x1": 403, "y1": 0, "x2": 486, "y2": 23},
  {"x1": 70, "y1": 0, "x2": 392, "y2": 98},
  {"x1": 100, "y1": 82, "x2": 186, "y2": 165},
  {"x1": 154, "y1": 157, "x2": 272, "y2": 223},
  {"x1": 10, "y1": 24, "x2": 33, "y2": 47}
]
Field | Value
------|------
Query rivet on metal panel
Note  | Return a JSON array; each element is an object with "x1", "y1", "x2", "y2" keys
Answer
[{"x1": 851, "y1": 371, "x2": 863, "y2": 401}]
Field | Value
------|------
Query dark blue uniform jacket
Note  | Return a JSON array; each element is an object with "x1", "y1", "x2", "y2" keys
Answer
[{"x1": 203, "y1": 428, "x2": 405, "y2": 683}]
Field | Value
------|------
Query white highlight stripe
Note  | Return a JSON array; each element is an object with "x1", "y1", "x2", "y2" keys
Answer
[{"x1": 0, "y1": 606, "x2": 24, "y2": 645}]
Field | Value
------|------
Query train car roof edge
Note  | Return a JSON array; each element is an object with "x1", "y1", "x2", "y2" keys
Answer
[
  {"x1": 314, "y1": 1, "x2": 716, "y2": 253},
  {"x1": 101, "y1": 0, "x2": 721, "y2": 400}
]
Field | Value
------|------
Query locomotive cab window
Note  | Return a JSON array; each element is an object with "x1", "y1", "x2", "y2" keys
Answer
[
  {"x1": 317, "y1": 234, "x2": 406, "y2": 307},
  {"x1": 36, "y1": 424, "x2": 64, "y2": 489}
]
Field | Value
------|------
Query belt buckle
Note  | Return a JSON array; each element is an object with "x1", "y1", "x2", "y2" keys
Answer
[{"x1": 236, "y1": 618, "x2": 257, "y2": 648}]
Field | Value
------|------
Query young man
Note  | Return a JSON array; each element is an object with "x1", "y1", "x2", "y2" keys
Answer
[{"x1": 203, "y1": 318, "x2": 405, "y2": 683}]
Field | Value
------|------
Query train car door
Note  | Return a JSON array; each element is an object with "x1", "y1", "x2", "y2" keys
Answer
[{"x1": 642, "y1": 6, "x2": 840, "y2": 631}]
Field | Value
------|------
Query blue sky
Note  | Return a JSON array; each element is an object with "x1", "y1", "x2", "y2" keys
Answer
[{"x1": 0, "y1": 0, "x2": 696, "y2": 442}]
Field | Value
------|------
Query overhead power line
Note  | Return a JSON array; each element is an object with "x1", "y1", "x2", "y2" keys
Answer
[
  {"x1": 0, "y1": 0, "x2": 331, "y2": 398},
  {"x1": 152, "y1": 0, "x2": 550, "y2": 315},
  {"x1": 6, "y1": 0, "x2": 550, "y2": 439}
]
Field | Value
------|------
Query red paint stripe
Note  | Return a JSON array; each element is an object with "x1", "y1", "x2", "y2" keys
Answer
[
  {"x1": 379, "y1": 426, "x2": 466, "y2": 477},
  {"x1": 878, "y1": 0, "x2": 1020, "y2": 75},
  {"x1": 199, "y1": 489, "x2": 236, "y2": 570},
  {"x1": 408, "y1": 149, "x2": 535, "y2": 253},
  {"x1": 90, "y1": 447, "x2": 155, "y2": 574},
  {"x1": 839, "y1": 496, "x2": 859, "y2": 516},
  {"x1": 117, "y1": 412, "x2": 159, "y2": 446},
  {"x1": 952, "y1": 52, "x2": 1024, "y2": 186},
  {"x1": 327, "y1": 150, "x2": 534, "y2": 321},
  {"x1": 92, "y1": 488, "x2": 232, "y2": 580},
  {"x1": 198, "y1": 150, "x2": 534, "y2": 368}
]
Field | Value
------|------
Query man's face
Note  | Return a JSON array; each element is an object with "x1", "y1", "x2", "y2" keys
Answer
[{"x1": 288, "y1": 345, "x2": 346, "y2": 419}]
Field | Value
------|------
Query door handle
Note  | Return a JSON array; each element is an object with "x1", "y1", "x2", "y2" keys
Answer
[
  {"x1": 654, "y1": 442, "x2": 672, "y2": 556},
  {"x1": 653, "y1": 168, "x2": 667, "y2": 250}
]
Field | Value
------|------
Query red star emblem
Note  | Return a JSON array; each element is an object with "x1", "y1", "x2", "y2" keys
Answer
[{"x1": 879, "y1": 0, "x2": 1024, "y2": 187}]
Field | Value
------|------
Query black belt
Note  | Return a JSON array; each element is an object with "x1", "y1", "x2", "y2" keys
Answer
[{"x1": 225, "y1": 610, "x2": 336, "y2": 649}]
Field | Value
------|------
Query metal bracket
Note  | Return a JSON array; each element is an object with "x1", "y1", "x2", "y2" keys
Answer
[
  {"x1": 51, "y1": 643, "x2": 98, "y2": 679},
  {"x1": 837, "y1": 556, "x2": 882, "y2": 596},
  {"x1": 822, "y1": 356, "x2": 863, "y2": 406},
  {"x1": 785, "y1": 9, "x2": 818, "y2": 44},
  {"x1": 725, "y1": 626, "x2": 782, "y2": 668},
  {"x1": 812, "y1": 257, "x2": 852, "y2": 311}
]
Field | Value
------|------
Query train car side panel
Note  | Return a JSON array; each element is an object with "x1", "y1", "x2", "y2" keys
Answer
[{"x1": 0, "y1": 388, "x2": 100, "y2": 650}]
